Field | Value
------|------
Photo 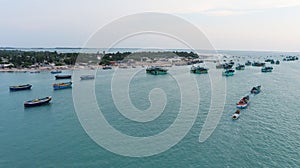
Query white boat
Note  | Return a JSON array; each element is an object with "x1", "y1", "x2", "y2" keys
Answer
[{"x1": 80, "y1": 75, "x2": 95, "y2": 80}]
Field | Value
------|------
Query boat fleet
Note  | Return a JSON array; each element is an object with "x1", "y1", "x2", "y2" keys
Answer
[
  {"x1": 232, "y1": 86, "x2": 261, "y2": 120},
  {"x1": 9, "y1": 71, "x2": 95, "y2": 107}
]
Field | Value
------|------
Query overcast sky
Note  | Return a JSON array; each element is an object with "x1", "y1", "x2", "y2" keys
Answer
[{"x1": 1, "y1": 0, "x2": 300, "y2": 51}]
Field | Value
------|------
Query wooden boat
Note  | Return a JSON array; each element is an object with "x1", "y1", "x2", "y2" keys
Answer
[
  {"x1": 24, "y1": 96, "x2": 52, "y2": 107},
  {"x1": 102, "y1": 66, "x2": 112, "y2": 70},
  {"x1": 50, "y1": 70, "x2": 62, "y2": 74},
  {"x1": 55, "y1": 74, "x2": 72, "y2": 79},
  {"x1": 235, "y1": 64, "x2": 245, "y2": 70},
  {"x1": 232, "y1": 110, "x2": 240, "y2": 120},
  {"x1": 80, "y1": 75, "x2": 95, "y2": 80},
  {"x1": 261, "y1": 67, "x2": 273, "y2": 72},
  {"x1": 252, "y1": 62, "x2": 265, "y2": 67},
  {"x1": 9, "y1": 84, "x2": 32, "y2": 91},
  {"x1": 251, "y1": 85, "x2": 261, "y2": 94},
  {"x1": 236, "y1": 95, "x2": 250, "y2": 109},
  {"x1": 30, "y1": 71, "x2": 40, "y2": 73},
  {"x1": 222, "y1": 69, "x2": 235, "y2": 76},
  {"x1": 53, "y1": 81, "x2": 72, "y2": 90},
  {"x1": 190, "y1": 66, "x2": 208, "y2": 74},
  {"x1": 146, "y1": 66, "x2": 168, "y2": 75}
]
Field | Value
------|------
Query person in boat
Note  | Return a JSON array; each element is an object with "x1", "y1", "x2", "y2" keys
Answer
[{"x1": 235, "y1": 110, "x2": 240, "y2": 114}]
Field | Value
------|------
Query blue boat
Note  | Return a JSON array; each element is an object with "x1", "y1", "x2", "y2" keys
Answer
[
  {"x1": 222, "y1": 69, "x2": 235, "y2": 76},
  {"x1": 236, "y1": 95, "x2": 250, "y2": 109},
  {"x1": 53, "y1": 81, "x2": 72, "y2": 90},
  {"x1": 9, "y1": 84, "x2": 32, "y2": 91},
  {"x1": 261, "y1": 66, "x2": 273, "y2": 72},
  {"x1": 24, "y1": 96, "x2": 52, "y2": 107}
]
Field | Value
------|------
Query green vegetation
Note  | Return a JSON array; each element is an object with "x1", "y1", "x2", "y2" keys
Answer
[{"x1": 0, "y1": 50, "x2": 199, "y2": 67}]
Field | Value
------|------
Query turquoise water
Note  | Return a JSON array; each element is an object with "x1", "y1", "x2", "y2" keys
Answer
[{"x1": 1, "y1": 61, "x2": 300, "y2": 167}]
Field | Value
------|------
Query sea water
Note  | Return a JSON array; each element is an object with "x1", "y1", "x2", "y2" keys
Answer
[{"x1": 0, "y1": 56, "x2": 300, "y2": 167}]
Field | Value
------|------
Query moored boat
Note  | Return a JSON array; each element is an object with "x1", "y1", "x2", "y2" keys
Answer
[
  {"x1": 236, "y1": 95, "x2": 250, "y2": 109},
  {"x1": 261, "y1": 66, "x2": 273, "y2": 72},
  {"x1": 55, "y1": 74, "x2": 72, "y2": 79},
  {"x1": 275, "y1": 60, "x2": 280, "y2": 64},
  {"x1": 252, "y1": 62, "x2": 265, "y2": 67},
  {"x1": 232, "y1": 110, "x2": 240, "y2": 120},
  {"x1": 251, "y1": 85, "x2": 261, "y2": 94},
  {"x1": 24, "y1": 96, "x2": 52, "y2": 107},
  {"x1": 222, "y1": 69, "x2": 235, "y2": 76},
  {"x1": 53, "y1": 81, "x2": 72, "y2": 90},
  {"x1": 190, "y1": 66, "x2": 208, "y2": 74},
  {"x1": 146, "y1": 66, "x2": 168, "y2": 75},
  {"x1": 50, "y1": 70, "x2": 62, "y2": 74},
  {"x1": 245, "y1": 60, "x2": 251, "y2": 66},
  {"x1": 103, "y1": 66, "x2": 112, "y2": 70},
  {"x1": 9, "y1": 84, "x2": 32, "y2": 91},
  {"x1": 235, "y1": 64, "x2": 245, "y2": 70},
  {"x1": 80, "y1": 75, "x2": 95, "y2": 80}
]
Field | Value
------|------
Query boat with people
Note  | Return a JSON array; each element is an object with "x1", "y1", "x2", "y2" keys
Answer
[
  {"x1": 24, "y1": 96, "x2": 52, "y2": 107},
  {"x1": 236, "y1": 95, "x2": 250, "y2": 109},
  {"x1": 9, "y1": 84, "x2": 32, "y2": 91},
  {"x1": 55, "y1": 74, "x2": 72, "y2": 79},
  {"x1": 222, "y1": 69, "x2": 235, "y2": 76},
  {"x1": 251, "y1": 85, "x2": 261, "y2": 94},
  {"x1": 80, "y1": 75, "x2": 95, "y2": 80},
  {"x1": 235, "y1": 64, "x2": 245, "y2": 70},
  {"x1": 232, "y1": 110, "x2": 240, "y2": 120},
  {"x1": 53, "y1": 81, "x2": 72, "y2": 90},
  {"x1": 146, "y1": 66, "x2": 168, "y2": 75},
  {"x1": 261, "y1": 66, "x2": 273, "y2": 72},
  {"x1": 50, "y1": 70, "x2": 62, "y2": 74},
  {"x1": 190, "y1": 66, "x2": 208, "y2": 74}
]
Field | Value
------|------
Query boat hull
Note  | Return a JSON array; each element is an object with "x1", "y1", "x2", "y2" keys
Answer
[
  {"x1": 53, "y1": 82, "x2": 72, "y2": 90},
  {"x1": 9, "y1": 84, "x2": 32, "y2": 91},
  {"x1": 55, "y1": 75, "x2": 72, "y2": 79},
  {"x1": 24, "y1": 96, "x2": 52, "y2": 107}
]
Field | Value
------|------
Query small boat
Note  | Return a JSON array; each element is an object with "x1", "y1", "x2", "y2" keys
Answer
[
  {"x1": 102, "y1": 66, "x2": 112, "y2": 70},
  {"x1": 146, "y1": 66, "x2": 168, "y2": 75},
  {"x1": 222, "y1": 69, "x2": 235, "y2": 76},
  {"x1": 9, "y1": 84, "x2": 32, "y2": 91},
  {"x1": 252, "y1": 62, "x2": 265, "y2": 67},
  {"x1": 245, "y1": 61, "x2": 251, "y2": 66},
  {"x1": 275, "y1": 60, "x2": 280, "y2": 64},
  {"x1": 50, "y1": 70, "x2": 62, "y2": 74},
  {"x1": 236, "y1": 95, "x2": 250, "y2": 109},
  {"x1": 53, "y1": 81, "x2": 72, "y2": 90},
  {"x1": 232, "y1": 110, "x2": 240, "y2": 120},
  {"x1": 235, "y1": 64, "x2": 245, "y2": 70},
  {"x1": 30, "y1": 70, "x2": 40, "y2": 73},
  {"x1": 24, "y1": 96, "x2": 52, "y2": 107},
  {"x1": 55, "y1": 74, "x2": 72, "y2": 79},
  {"x1": 270, "y1": 60, "x2": 275, "y2": 64},
  {"x1": 251, "y1": 85, "x2": 261, "y2": 94},
  {"x1": 261, "y1": 66, "x2": 273, "y2": 72},
  {"x1": 80, "y1": 75, "x2": 95, "y2": 80},
  {"x1": 265, "y1": 59, "x2": 274, "y2": 63},
  {"x1": 190, "y1": 66, "x2": 208, "y2": 74}
]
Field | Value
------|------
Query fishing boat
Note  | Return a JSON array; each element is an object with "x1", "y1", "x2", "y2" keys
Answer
[
  {"x1": 261, "y1": 66, "x2": 273, "y2": 72},
  {"x1": 80, "y1": 75, "x2": 95, "y2": 80},
  {"x1": 270, "y1": 60, "x2": 275, "y2": 64},
  {"x1": 146, "y1": 66, "x2": 168, "y2": 75},
  {"x1": 190, "y1": 66, "x2": 208, "y2": 74},
  {"x1": 232, "y1": 110, "x2": 240, "y2": 120},
  {"x1": 30, "y1": 70, "x2": 40, "y2": 73},
  {"x1": 222, "y1": 69, "x2": 235, "y2": 76},
  {"x1": 252, "y1": 62, "x2": 265, "y2": 67},
  {"x1": 251, "y1": 85, "x2": 261, "y2": 94},
  {"x1": 102, "y1": 66, "x2": 112, "y2": 70},
  {"x1": 235, "y1": 64, "x2": 245, "y2": 70},
  {"x1": 50, "y1": 70, "x2": 62, "y2": 74},
  {"x1": 24, "y1": 96, "x2": 52, "y2": 107},
  {"x1": 53, "y1": 81, "x2": 72, "y2": 90},
  {"x1": 275, "y1": 60, "x2": 280, "y2": 64},
  {"x1": 245, "y1": 61, "x2": 251, "y2": 66},
  {"x1": 236, "y1": 95, "x2": 250, "y2": 109},
  {"x1": 9, "y1": 84, "x2": 32, "y2": 91},
  {"x1": 55, "y1": 74, "x2": 72, "y2": 79}
]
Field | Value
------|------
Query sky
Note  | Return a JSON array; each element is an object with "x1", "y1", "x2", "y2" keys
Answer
[{"x1": 1, "y1": 0, "x2": 300, "y2": 51}]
